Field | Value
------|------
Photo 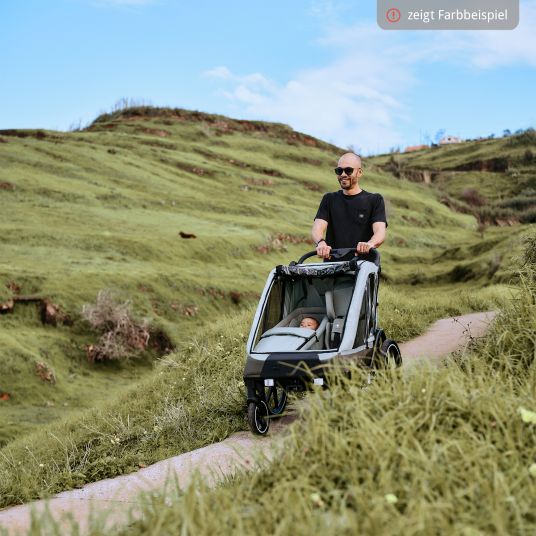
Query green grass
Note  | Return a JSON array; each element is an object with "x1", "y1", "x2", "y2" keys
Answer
[
  {"x1": 370, "y1": 131, "x2": 536, "y2": 224},
  {"x1": 59, "y1": 234, "x2": 534, "y2": 536},
  {"x1": 0, "y1": 106, "x2": 531, "y2": 512},
  {"x1": 2, "y1": 107, "x2": 526, "y2": 445},
  {"x1": 0, "y1": 282, "x2": 510, "y2": 509},
  {"x1": 0, "y1": 114, "x2": 343, "y2": 444},
  {"x1": 0, "y1": 311, "x2": 249, "y2": 508}
]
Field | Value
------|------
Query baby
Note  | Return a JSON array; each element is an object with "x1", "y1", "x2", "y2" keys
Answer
[{"x1": 300, "y1": 317, "x2": 319, "y2": 330}]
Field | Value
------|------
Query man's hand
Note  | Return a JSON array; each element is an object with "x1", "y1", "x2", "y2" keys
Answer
[
  {"x1": 356, "y1": 242, "x2": 374, "y2": 254},
  {"x1": 316, "y1": 242, "x2": 332, "y2": 259}
]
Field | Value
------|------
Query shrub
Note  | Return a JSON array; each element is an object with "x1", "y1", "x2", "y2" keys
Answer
[
  {"x1": 505, "y1": 128, "x2": 536, "y2": 147},
  {"x1": 460, "y1": 188, "x2": 486, "y2": 207},
  {"x1": 82, "y1": 290, "x2": 150, "y2": 362}
]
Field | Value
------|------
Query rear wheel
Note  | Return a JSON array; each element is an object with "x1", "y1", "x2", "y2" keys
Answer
[
  {"x1": 370, "y1": 329, "x2": 386, "y2": 368},
  {"x1": 265, "y1": 384, "x2": 287, "y2": 415},
  {"x1": 248, "y1": 400, "x2": 270, "y2": 435},
  {"x1": 380, "y1": 338, "x2": 402, "y2": 368}
]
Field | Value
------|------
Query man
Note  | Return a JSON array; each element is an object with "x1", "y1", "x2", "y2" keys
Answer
[{"x1": 312, "y1": 152, "x2": 387, "y2": 259}]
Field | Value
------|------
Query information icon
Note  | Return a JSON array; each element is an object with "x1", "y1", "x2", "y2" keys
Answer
[{"x1": 386, "y1": 8, "x2": 401, "y2": 23}]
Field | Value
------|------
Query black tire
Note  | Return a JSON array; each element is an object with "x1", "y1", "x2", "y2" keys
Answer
[
  {"x1": 265, "y1": 384, "x2": 287, "y2": 415},
  {"x1": 247, "y1": 400, "x2": 270, "y2": 435},
  {"x1": 371, "y1": 329, "x2": 386, "y2": 368},
  {"x1": 380, "y1": 338, "x2": 402, "y2": 367}
]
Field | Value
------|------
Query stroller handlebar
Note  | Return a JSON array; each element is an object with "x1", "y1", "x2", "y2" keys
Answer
[{"x1": 297, "y1": 247, "x2": 380, "y2": 265}]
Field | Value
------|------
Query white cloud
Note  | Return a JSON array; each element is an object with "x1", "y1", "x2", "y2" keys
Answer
[
  {"x1": 204, "y1": 1, "x2": 536, "y2": 153},
  {"x1": 448, "y1": 0, "x2": 536, "y2": 68},
  {"x1": 203, "y1": 66, "x2": 233, "y2": 80},
  {"x1": 204, "y1": 26, "x2": 415, "y2": 152},
  {"x1": 210, "y1": 65, "x2": 409, "y2": 153},
  {"x1": 321, "y1": 1, "x2": 536, "y2": 70},
  {"x1": 203, "y1": 67, "x2": 274, "y2": 90},
  {"x1": 308, "y1": 0, "x2": 352, "y2": 22}
]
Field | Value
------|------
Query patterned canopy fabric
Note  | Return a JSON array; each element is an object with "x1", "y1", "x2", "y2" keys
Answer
[{"x1": 276, "y1": 261, "x2": 357, "y2": 278}]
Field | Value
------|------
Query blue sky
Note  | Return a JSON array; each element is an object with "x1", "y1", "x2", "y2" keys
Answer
[{"x1": 1, "y1": 0, "x2": 535, "y2": 153}]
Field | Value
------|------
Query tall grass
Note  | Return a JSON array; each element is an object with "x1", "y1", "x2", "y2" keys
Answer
[
  {"x1": 0, "y1": 312, "x2": 250, "y2": 508},
  {"x1": 0, "y1": 109, "x2": 531, "y2": 523},
  {"x1": 72, "y1": 236, "x2": 535, "y2": 536},
  {"x1": 468, "y1": 234, "x2": 536, "y2": 374},
  {"x1": 0, "y1": 283, "x2": 507, "y2": 509}
]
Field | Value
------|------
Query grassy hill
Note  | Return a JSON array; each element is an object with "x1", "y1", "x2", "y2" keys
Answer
[
  {"x1": 370, "y1": 130, "x2": 536, "y2": 225},
  {"x1": 92, "y1": 236, "x2": 536, "y2": 536},
  {"x1": 0, "y1": 106, "x2": 530, "y2": 449}
]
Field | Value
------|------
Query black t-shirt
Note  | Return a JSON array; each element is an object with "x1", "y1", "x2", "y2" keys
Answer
[{"x1": 314, "y1": 190, "x2": 387, "y2": 249}]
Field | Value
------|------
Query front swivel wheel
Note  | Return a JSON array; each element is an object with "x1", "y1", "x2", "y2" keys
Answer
[{"x1": 247, "y1": 400, "x2": 270, "y2": 435}]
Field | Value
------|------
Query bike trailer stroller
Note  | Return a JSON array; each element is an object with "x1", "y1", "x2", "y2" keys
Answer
[{"x1": 243, "y1": 248, "x2": 401, "y2": 434}]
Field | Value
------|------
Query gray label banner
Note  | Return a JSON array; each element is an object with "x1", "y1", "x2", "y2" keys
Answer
[{"x1": 378, "y1": 0, "x2": 519, "y2": 30}]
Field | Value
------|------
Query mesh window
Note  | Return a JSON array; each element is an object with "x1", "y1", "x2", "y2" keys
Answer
[
  {"x1": 263, "y1": 279, "x2": 285, "y2": 332},
  {"x1": 253, "y1": 279, "x2": 285, "y2": 349},
  {"x1": 354, "y1": 284, "x2": 369, "y2": 348}
]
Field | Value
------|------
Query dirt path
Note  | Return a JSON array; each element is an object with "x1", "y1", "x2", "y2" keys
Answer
[
  {"x1": 399, "y1": 310, "x2": 496, "y2": 365},
  {"x1": 0, "y1": 311, "x2": 496, "y2": 535}
]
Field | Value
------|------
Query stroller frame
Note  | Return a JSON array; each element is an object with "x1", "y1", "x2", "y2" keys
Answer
[{"x1": 243, "y1": 248, "x2": 401, "y2": 434}]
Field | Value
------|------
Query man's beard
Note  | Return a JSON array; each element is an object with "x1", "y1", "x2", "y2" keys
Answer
[{"x1": 338, "y1": 176, "x2": 357, "y2": 190}]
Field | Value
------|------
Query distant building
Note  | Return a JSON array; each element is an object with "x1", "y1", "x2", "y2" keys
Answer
[
  {"x1": 439, "y1": 135, "x2": 462, "y2": 145},
  {"x1": 405, "y1": 144, "x2": 428, "y2": 153}
]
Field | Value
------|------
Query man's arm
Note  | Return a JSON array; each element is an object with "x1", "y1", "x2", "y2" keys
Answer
[
  {"x1": 312, "y1": 218, "x2": 327, "y2": 244},
  {"x1": 369, "y1": 221, "x2": 386, "y2": 248},
  {"x1": 356, "y1": 222, "x2": 386, "y2": 253},
  {"x1": 312, "y1": 218, "x2": 332, "y2": 259}
]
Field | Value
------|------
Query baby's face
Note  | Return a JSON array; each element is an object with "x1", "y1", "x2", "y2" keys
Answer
[{"x1": 300, "y1": 317, "x2": 319, "y2": 330}]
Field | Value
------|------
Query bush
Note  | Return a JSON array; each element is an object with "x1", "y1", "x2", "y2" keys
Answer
[
  {"x1": 82, "y1": 290, "x2": 150, "y2": 362},
  {"x1": 506, "y1": 128, "x2": 536, "y2": 147},
  {"x1": 460, "y1": 188, "x2": 486, "y2": 207}
]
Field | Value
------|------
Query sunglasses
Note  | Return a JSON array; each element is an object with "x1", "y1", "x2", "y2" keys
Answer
[{"x1": 334, "y1": 166, "x2": 358, "y2": 176}]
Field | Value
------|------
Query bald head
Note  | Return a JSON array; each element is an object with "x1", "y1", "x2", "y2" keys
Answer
[
  {"x1": 338, "y1": 152, "x2": 362, "y2": 168},
  {"x1": 336, "y1": 152, "x2": 363, "y2": 194}
]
